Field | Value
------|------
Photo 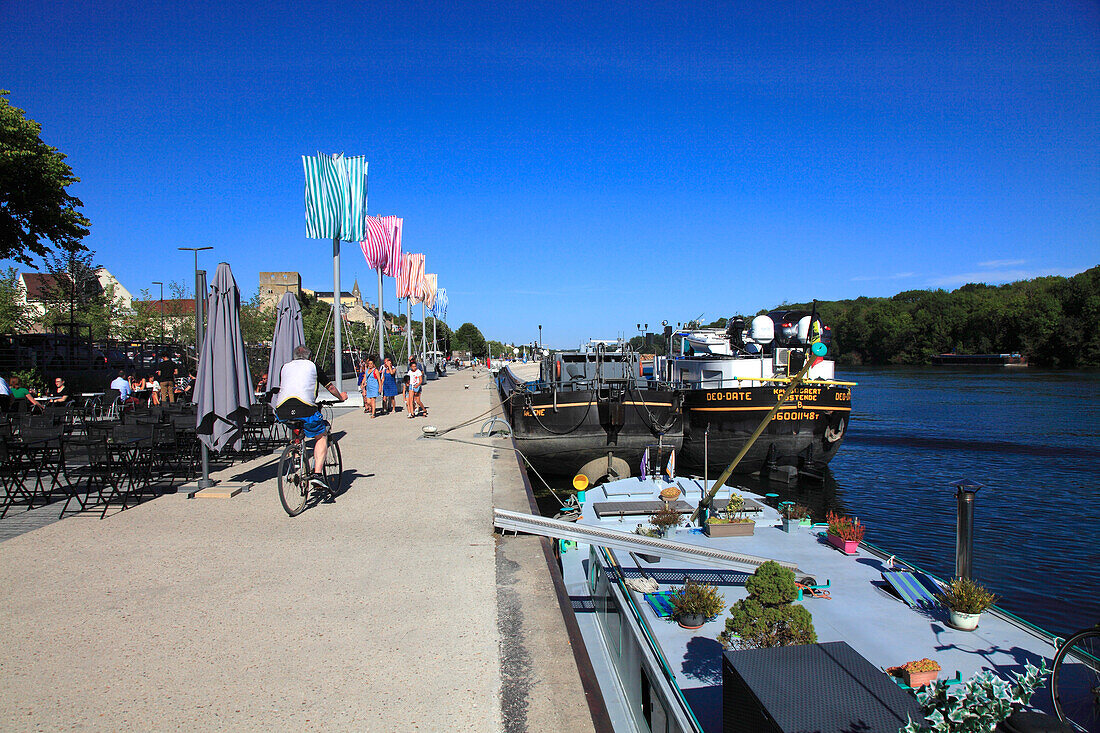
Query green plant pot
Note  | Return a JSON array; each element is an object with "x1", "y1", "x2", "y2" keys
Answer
[{"x1": 705, "y1": 521, "x2": 755, "y2": 537}]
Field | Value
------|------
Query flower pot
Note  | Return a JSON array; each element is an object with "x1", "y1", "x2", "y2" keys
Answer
[
  {"x1": 827, "y1": 533, "x2": 859, "y2": 555},
  {"x1": 798, "y1": 518, "x2": 812, "y2": 527},
  {"x1": 705, "y1": 521, "x2": 755, "y2": 537},
  {"x1": 782, "y1": 517, "x2": 800, "y2": 533},
  {"x1": 903, "y1": 669, "x2": 940, "y2": 688},
  {"x1": 948, "y1": 608, "x2": 981, "y2": 631},
  {"x1": 677, "y1": 613, "x2": 705, "y2": 629}
]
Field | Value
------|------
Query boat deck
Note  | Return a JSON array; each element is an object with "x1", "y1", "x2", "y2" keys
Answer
[{"x1": 561, "y1": 476, "x2": 1063, "y2": 732}]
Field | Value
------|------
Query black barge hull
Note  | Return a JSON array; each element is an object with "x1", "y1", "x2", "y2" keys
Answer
[
  {"x1": 680, "y1": 384, "x2": 851, "y2": 474},
  {"x1": 502, "y1": 385, "x2": 683, "y2": 478}
]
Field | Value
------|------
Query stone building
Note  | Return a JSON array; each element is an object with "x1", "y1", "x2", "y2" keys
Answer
[{"x1": 259, "y1": 272, "x2": 302, "y2": 307}]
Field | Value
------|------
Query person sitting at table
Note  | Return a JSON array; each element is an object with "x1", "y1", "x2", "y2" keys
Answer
[
  {"x1": 9, "y1": 376, "x2": 42, "y2": 412},
  {"x1": 148, "y1": 374, "x2": 161, "y2": 405},
  {"x1": 0, "y1": 373, "x2": 10, "y2": 412},
  {"x1": 109, "y1": 370, "x2": 132, "y2": 406},
  {"x1": 51, "y1": 376, "x2": 71, "y2": 405},
  {"x1": 180, "y1": 370, "x2": 196, "y2": 403}
]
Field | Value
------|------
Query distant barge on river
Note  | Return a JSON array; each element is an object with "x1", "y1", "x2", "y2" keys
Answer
[{"x1": 930, "y1": 352, "x2": 1028, "y2": 367}]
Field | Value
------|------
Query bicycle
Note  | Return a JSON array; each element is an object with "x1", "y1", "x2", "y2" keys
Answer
[
  {"x1": 277, "y1": 418, "x2": 343, "y2": 516},
  {"x1": 1051, "y1": 620, "x2": 1100, "y2": 732}
]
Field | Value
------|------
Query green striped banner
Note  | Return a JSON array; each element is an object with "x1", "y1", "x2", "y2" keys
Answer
[{"x1": 302, "y1": 152, "x2": 367, "y2": 242}]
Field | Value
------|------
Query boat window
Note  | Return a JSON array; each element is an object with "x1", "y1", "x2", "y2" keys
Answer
[
  {"x1": 703, "y1": 370, "x2": 723, "y2": 385},
  {"x1": 640, "y1": 668, "x2": 669, "y2": 733}
]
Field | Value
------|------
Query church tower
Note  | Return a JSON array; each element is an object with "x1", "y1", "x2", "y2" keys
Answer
[{"x1": 351, "y1": 278, "x2": 361, "y2": 306}]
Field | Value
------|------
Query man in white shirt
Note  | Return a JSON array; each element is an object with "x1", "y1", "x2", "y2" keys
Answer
[
  {"x1": 276, "y1": 346, "x2": 347, "y2": 486},
  {"x1": 109, "y1": 370, "x2": 131, "y2": 402}
]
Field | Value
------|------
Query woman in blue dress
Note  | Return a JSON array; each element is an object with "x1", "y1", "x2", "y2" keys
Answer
[
  {"x1": 362, "y1": 358, "x2": 381, "y2": 417},
  {"x1": 381, "y1": 357, "x2": 400, "y2": 414}
]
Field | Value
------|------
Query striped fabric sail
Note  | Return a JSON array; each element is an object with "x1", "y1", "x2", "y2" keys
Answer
[
  {"x1": 360, "y1": 216, "x2": 395, "y2": 270},
  {"x1": 433, "y1": 287, "x2": 448, "y2": 320},
  {"x1": 398, "y1": 253, "x2": 425, "y2": 301},
  {"x1": 302, "y1": 153, "x2": 367, "y2": 242},
  {"x1": 379, "y1": 216, "x2": 403, "y2": 278},
  {"x1": 423, "y1": 274, "x2": 438, "y2": 310}
]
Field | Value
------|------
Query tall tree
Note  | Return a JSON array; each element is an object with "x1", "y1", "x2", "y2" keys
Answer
[
  {"x1": 0, "y1": 267, "x2": 34, "y2": 333},
  {"x1": 0, "y1": 91, "x2": 90, "y2": 263}
]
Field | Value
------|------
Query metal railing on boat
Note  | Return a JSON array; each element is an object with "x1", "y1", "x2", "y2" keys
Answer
[{"x1": 492, "y1": 508, "x2": 802, "y2": 573}]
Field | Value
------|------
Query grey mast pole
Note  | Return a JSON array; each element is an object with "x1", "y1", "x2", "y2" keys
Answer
[
  {"x1": 421, "y1": 301, "x2": 427, "y2": 360},
  {"x1": 407, "y1": 297, "x2": 412, "y2": 363},
  {"x1": 333, "y1": 235, "x2": 342, "y2": 393},
  {"x1": 377, "y1": 266, "x2": 385, "y2": 363}
]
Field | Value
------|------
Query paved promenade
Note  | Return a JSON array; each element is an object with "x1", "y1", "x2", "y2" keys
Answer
[{"x1": 0, "y1": 369, "x2": 593, "y2": 732}]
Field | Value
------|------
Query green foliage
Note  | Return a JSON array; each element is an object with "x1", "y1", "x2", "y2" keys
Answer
[
  {"x1": 12, "y1": 367, "x2": 45, "y2": 394},
  {"x1": 936, "y1": 577, "x2": 999, "y2": 614},
  {"x1": 900, "y1": 661, "x2": 1048, "y2": 733},
  {"x1": 0, "y1": 267, "x2": 34, "y2": 332},
  {"x1": 454, "y1": 322, "x2": 487, "y2": 356},
  {"x1": 708, "y1": 493, "x2": 754, "y2": 524},
  {"x1": 777, "y1": 266, "x2": 1100, "y2": 367},
  {"x1": 719, "y1": 561, "x2": 817, "y2": 649},
  {"x1": 0, "y1": 91, "x2": 90, "y2": 263},
  {"x1": 669, "y1": 578, "x2": 725, "y2": 619},
  {"x1": 39, "y1": 249, "x2": 117, "y2": 339},
  {"x1": 743, "y1": 561, "x2": 799, "y2": 605}
]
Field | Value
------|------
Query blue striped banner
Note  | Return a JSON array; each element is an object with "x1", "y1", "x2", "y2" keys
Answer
[{"x1": 302, "y1": 152, "x2": 367, "y2": 242}]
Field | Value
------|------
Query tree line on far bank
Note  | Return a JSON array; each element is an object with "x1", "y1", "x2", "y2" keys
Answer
[{"x1": 777, "y1": 266, "x2": 1100, "y2": 368}]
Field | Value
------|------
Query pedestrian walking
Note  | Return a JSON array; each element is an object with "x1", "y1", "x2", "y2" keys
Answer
[
  {"x1": 406, "y1": 358, "x2": 426, "y2": 418},
  {"x1": 362, "y1": 358, "x2": 381, "y2": 417},
  {"x1": 381, "y1": 357, "x2": 399, "y2": 414}
]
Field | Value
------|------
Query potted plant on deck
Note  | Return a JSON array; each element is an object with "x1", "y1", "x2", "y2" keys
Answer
[
  {"x1": 648, "y1": 505, "x2": 683, "y2": 538},
  {"x1": 937, "y1": 576, "x2": 999, "y2": 631},
  {"x1": 706, "y1": 494, "x2": 756, "y2": 537},
  {"x1": 780, "y1": 503, "x2": 810, "y2": 533},
  {"x1": 669, "y1": 578, "x2": 725, "y2": 630},
  {"x1": 825, "y1": 510, "x2": 865, "y2": 554},
  {"x1": 887, "y1": 658, "x2": 942, "y2": 688}
]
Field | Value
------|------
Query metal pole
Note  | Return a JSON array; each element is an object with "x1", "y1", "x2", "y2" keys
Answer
[
  {"x1": 377, "y1": 266, "x2": 384, "y2": 363},
  {"x1": 333, "y1": 236, "x2": 342, "y2": 393},
  {"x1": 953, "y1": 479, "x2": 982, "y2": 579},
  {"x1": 152, "y1": 281, "x2": 164, "y2": 342},
  {"x1": 196, "y1": 267, "x2": 211, "y2": 489},
  {"x1": 421, "y1": 300, "x2": 427, "y2": 360},
  {"x1": 407, "y1": 297, "x2": 412, "y2": 363}
]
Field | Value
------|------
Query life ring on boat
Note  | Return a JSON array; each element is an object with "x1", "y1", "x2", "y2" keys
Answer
[
  {"x1": 824, "y1": 415, "x2": 847, "y2": 443},
  {"x1": 556, "y1": 360, "x2": 561, "y2": 380}
]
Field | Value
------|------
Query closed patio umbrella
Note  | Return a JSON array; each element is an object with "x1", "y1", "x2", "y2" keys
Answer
[
  {"x1": 195, "y1": 262, "x2": 254, "y2": 453},
  {"x1": 266, "y1": 291, "x2": 305, "y2": 399}
]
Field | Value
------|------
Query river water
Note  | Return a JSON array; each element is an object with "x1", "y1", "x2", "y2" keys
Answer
[{"x1": 761, "y1": 366, "x2": 1100, "y2": 638}]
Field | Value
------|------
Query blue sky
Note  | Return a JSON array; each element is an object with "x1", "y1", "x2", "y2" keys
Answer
[{"x1": 3, "y1": 0, "x2": 1097, "y2": 348}]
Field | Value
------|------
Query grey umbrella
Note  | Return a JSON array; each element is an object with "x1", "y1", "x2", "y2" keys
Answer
[
  {"x1": 266, "y1": 292, "x2": 305, "y2": 400},
  {"x1": 195, "y1": 262, "x2": 254, "y2": 453}
]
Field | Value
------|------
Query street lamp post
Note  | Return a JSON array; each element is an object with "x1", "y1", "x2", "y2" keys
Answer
[
  {"x1": 538, "y1": 324, "x2": 542, "y2": 350},
  {"x1": 152, "y1": 281, "x2": 164, "y2": 342},
  {"x1": 178, "y1": 247, "x2": 213, "y2": 362}
]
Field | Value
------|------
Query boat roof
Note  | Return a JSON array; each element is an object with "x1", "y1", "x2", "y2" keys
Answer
[{"x1": 561, "y1": 476, "x2": 1061, "y2": 728}]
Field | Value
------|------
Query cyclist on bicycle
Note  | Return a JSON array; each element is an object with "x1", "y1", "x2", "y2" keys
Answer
[{"x1": 275, "y1": 345, "x2": 347, "y2": 487}]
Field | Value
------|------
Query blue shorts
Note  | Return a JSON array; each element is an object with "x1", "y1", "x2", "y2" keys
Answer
[{"x1": 300, "y1": 411, "x2": 329, "y2": 438}]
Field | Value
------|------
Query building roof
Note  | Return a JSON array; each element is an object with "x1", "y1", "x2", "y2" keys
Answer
[
  {"x1": 133, "y1": 299, "x2": 196, "y2": 316},
  {"x1": 20, "y1": 272, "x2": 74, "y2": 300}
]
